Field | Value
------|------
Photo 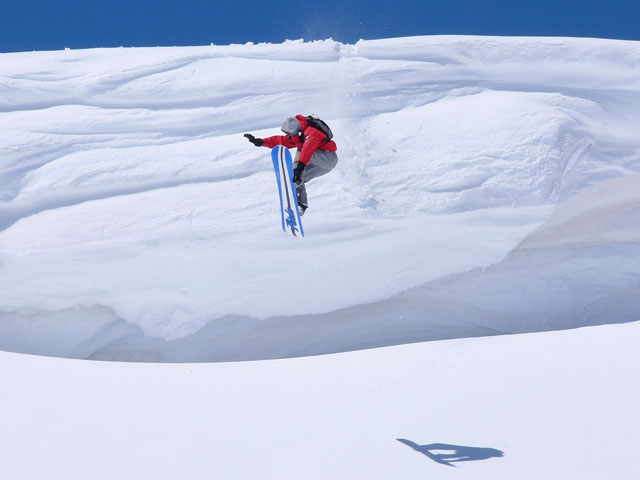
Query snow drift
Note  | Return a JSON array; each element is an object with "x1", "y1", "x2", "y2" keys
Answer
[{"x1": 1, "y1": 36, "x2": 639, "y2": 361}]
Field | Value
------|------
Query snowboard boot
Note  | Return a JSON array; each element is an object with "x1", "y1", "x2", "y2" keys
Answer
[{"x1": 295, "y1": 185, "x2": 308, "y2": 216}]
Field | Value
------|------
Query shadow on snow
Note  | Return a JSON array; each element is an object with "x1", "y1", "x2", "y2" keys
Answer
[{"x1": 397, "y1": 438, "x2": 504, "y2": 467}]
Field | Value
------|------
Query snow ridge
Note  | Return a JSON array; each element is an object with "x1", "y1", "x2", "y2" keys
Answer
[{"x1": 1, "y1": 36, "x2": 639, "y2": 361}]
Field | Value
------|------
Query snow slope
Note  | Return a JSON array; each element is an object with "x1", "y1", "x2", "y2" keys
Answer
[
  {"x1": 2, "y1": 321, "x2": 639, "y2": 479},
  {"x1": 1, "y1": 36, "x2": 639, "y2": 361},
  {"x1": 1, "y1": 35, "x2": 640, "y2": 480}
]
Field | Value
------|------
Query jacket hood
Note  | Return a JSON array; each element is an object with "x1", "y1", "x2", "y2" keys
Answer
[{"x1": 295, "y1": 114, "x2": 308, "y2": 130}]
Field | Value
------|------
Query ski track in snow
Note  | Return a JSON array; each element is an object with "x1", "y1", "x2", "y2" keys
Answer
[{"x1": 1, "y1": 36, "x2": 639, "y2": 361}]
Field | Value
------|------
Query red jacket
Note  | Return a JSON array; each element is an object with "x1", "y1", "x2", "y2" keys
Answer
[{"x1": 262, "y1": 115, "x2": 337, "y2": 165}]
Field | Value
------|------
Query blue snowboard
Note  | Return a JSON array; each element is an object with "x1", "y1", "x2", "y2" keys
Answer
[{"x1": 271, "y1": 145, "x2": 305, "y2": 237}]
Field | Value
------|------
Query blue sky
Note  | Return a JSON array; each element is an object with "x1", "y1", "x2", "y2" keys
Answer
[{"x1": 1, "y1": 0, "x2": 638, "y2": 53}]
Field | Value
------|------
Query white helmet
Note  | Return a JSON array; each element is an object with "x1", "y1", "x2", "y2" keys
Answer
[{"x1": 281, "y1": 117, "x2": 301, "y2": 135}]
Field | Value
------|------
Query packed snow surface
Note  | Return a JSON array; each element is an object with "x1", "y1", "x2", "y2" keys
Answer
[
  {"x1": 1, "y1": 36, "x2": 639, "y2": 361},
  {"x1": 2, "y1": 321, "x2": 639, "y2": 479}
]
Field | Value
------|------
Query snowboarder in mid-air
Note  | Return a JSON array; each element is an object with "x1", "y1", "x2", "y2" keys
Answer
[{"x1": 244, "y1": 114, "x2": 338, "y2": 215}]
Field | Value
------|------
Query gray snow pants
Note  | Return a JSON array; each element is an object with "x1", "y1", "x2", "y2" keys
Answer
[{"x1": 293, "y1": 148, "x2": 338, "y2": 207}]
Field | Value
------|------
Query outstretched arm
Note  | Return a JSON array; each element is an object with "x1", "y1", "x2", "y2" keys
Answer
[
  {"x1": 262, "y1": 135, "x2": 297, "y2": 149},
  {"x1": 244, "y1": 133, "x2": 297, "y2": 149}
]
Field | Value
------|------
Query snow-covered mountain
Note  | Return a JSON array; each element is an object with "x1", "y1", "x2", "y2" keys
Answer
[{"x1": 1, "y1": 36, "x2": 639, "y2": 478}]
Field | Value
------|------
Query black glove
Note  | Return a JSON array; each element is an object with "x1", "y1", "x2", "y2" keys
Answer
[
  {"x1": 244, "y1": 133, "x2": 263, "y2": 147},
  {"x1": 292, "y1": 162, "x2": 306, "y2": 184}
]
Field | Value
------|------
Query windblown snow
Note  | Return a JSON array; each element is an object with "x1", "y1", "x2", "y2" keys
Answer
[{"x1": 1, "y1": 36, "x2": 639, "y2": 361}]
